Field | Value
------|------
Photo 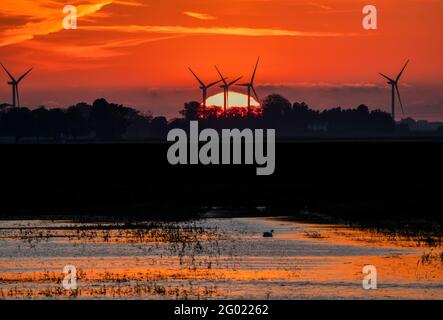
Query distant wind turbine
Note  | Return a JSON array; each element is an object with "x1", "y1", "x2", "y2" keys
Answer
[
  {"x1": 215, "y1": 66, "x2": 242, "y2": 113},
  {"x1": 188, "y1": 68, "x2": 223, "y2": 108},
  {"x1": 1, "y1": 64, "x2": 33, "y2": 108},
  {"x1": 379, "y1": 60, "x2": 409, "y2": 122},
  {"x1": 237, "y1": 57, "x2": 260, "y2": 111}
]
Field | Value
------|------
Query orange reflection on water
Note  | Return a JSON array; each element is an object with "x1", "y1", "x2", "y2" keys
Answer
[{"x1": 0, "y1": 218, "x2": 441, "y2": 299}]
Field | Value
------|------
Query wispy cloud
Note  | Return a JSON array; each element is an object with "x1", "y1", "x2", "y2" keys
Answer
[
  {"x1": 0, "y1": 0, "x2": 141, "y2": 47},
  {"x1": 276, "y1": 82, "x2": 380, "y2": 89},
  {"x1": 183, "y1": 11, "x2": 216, "y2": 20},
  {"x1": 308, "y1": 2, "x2": 332, "y2": 11},
  {"x1": 23, "y1": 36, "x2": 185, "y2": 59},
  {"x1": 113, "y1": 0, "x2": 145, "y2": 6},
  {"x1": 0, "y1": 0, "x2": 357, "y2": 50},
  {"x1": 83, "y1": 25, "x2": 358, "y2": 37}
]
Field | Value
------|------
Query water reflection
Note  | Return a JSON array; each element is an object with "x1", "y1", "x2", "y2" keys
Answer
[{"x1": 0, "y1": 217, "x2": 441, "y2": 299}]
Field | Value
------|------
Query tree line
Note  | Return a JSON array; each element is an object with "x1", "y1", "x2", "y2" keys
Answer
[{"x1": 0, "y1": 94, "x2": 435, "y2": 141}]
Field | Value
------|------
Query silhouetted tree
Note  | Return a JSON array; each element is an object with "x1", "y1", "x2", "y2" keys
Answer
[
  {"x1": 66, "y1": 104, "x2": 91, "y2": 138},
  {"x1": 47, "y1": 108, "x2": 68, "y2": 139},
  {"x1": 0, "y1": 108, "x2": 34, "y2": 139},
  {"x1": 89, "y1": 99, "x2": 129, "y2": 140},
  {"x1": 226, "y1": 107, "x2": 249, "y2": 118},
  {"x1": 0, "y1": 93, "x2": 425, "y2": 142},
  {"x1": 180, "y1": 101, "x2": 201, "y2": 120},
  {"x1": 200, "y1": 106, "x2": 223, "y2": 119},
  {"x1": 369, "y1": 109, "x2": 395, "y2": 133},
  {"x1": 124, "y1": 112, "x2": 153, "y2": 140},
  {"x1": 396, "y1": 122, "x2": 411, "y2": 134},
  {"x1": 32, "y1": 107, "x2": 52, "y2": 138},
  {"x1": 289, "y1": 102, "x2": 320, "y2": 132},
  {"x1": 262, "y1": 94, "x2": 291, "y2": 120},
  {"x1": 151, "y1": 116, "x2": 168, "y2": 139}
]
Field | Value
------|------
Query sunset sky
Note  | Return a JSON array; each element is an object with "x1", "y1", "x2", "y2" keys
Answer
[{"x1": 0, "y1": 0, "x2": 442, "y2": 120}]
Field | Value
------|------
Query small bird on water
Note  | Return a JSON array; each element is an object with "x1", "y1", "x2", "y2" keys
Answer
[{"x1": 262, "y1": 230, "x2": 274, "y2": 237}]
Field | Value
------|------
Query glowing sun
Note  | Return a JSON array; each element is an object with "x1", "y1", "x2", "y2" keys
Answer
[{"x1": 205, "y1": 91, "x2": 260, "y2": 108}]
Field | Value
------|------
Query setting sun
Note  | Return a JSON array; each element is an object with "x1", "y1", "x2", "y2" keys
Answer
[{"x1": 205, "y1": 91, "x2": 260, "y2": 108}]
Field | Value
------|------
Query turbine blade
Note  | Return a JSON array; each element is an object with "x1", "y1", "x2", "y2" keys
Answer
[
  {"x1": 236, "y1": 83, "x2": 250, "y2": 86},
  {"x1": 228, "y1": 76, "x2": 242, "y2": 86},
  {"x1": 1, "y1": 64, "x2": 16, "y2": 82},
  {"x1": 251, "y1": 56, "x2": 260, "y2": 83},
  {"x1": 215, "y1": 66, "x2": 228, "y2": 85},
  {"x1": 188, "y1": 68, "x2": 205, "y2": 87},
  {"x1": 206, "y1": 79, "x2": 223, "y2": 88},
  {"x1": 252, "y1": 86, "x2": 259, "y2": 102},
  {"x1": 379, "y1": 72, "x2": 394, "y2": 82},
  {"x1": 395, "y1": 84, "x2": 405, "y2": 115},
  {"x1": 17, "y1": 68, "x2": 32, "y2": 83},
  {"x1": 396, "y1": 59, "x2": 409, "y2": 82}
]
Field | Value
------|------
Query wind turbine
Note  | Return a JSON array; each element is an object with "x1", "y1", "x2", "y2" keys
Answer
[
  {"x1": 237, "y1": 57, "x2": 260, "y2": 111},
  {"x1": 379, "y1": 60, "x2": 409, "y2": 122},
  {"x1": 215, "y1": 66, "x2": 242, "y2": 113},
  {"x1": 1, "y1": 64, "x2": 33, "y2": 108},
  {"x1": 189, "y1": 68, "x2": 223, "y2": 108}
]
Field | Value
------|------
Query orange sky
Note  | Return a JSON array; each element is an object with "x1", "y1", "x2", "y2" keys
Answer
[{"x1": 0, "y1": 0, "x2": 442, "y2": 119}]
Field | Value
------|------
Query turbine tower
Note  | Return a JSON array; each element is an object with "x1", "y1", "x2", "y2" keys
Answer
[
  {"x1": 188, "y1": 68, "x2": 223, "y2": 108},
  {"x1": 237, "y1": 57, "x2": 260, "y2": 112},
  {"x1": 215, "y1": 66, "x2": 242, "y2": 113},
  {"x1": 1, "y1": 64, "x2": 33, "y2": 108},
  {"x1": 379, "y1": 60, "x2": 409, "y2": 122}
]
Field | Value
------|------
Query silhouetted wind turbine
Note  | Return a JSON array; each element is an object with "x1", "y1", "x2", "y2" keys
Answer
[
  {"x1": 237, "y1": 57, "x2": 260, "y2": 111},
  {"x1": 1, "y1": 64, "x2": 33, "y2": 108},
  {"x1": 215, "y1": 66, "x2": 242, "y2": 113},
  {"x1": 189, "y1": 68, "x2": 223, "y2": 108},
  {"x1": 379, "y1": 60, "x2": 409, "y2": 122}
]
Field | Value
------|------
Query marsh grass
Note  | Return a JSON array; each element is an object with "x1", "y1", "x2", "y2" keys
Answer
[
  {"x1": 0, "y1": 283, "x2": 218, "y2": 299},
  {"x1": 0, "y1": 220, "x2": 231, "y2": 299},
  {"x1": 289, "y1": 213, "x2": 442, "y2": 249},
  {"x1": 418, "y1": 249, "x2": 443, "y2": 267},
  {"x1": 304, "y1": 231, "x2": 325, "y2": 239}
]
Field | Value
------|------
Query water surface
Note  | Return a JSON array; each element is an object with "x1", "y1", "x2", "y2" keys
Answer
[{"x1": 0, "y1": 217, "x2": 441, "y2": 299}]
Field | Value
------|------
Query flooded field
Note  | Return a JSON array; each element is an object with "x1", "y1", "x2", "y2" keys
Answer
[{"x1": 0, "y1": 216, "x2": 441, "y2": 299}]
